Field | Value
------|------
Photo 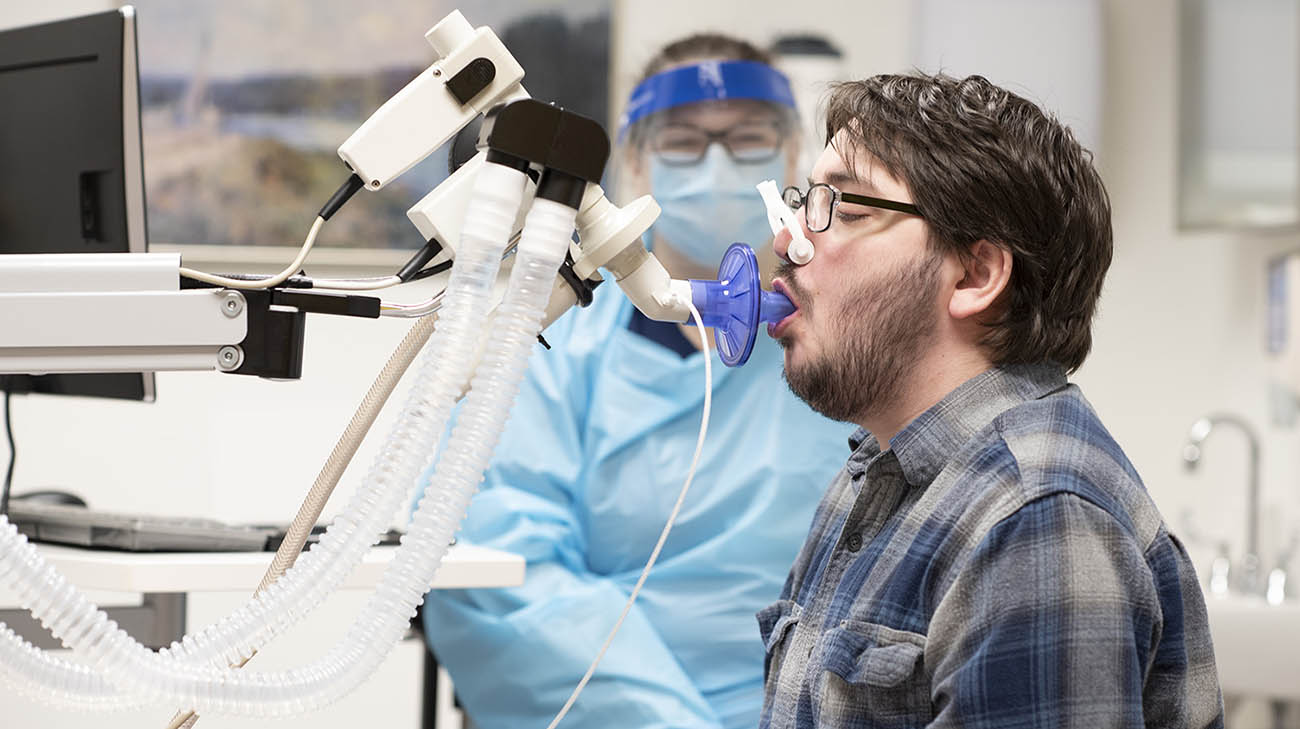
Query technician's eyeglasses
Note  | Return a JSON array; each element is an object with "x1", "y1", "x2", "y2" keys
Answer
[
  {"x1": 648, "y1": 121, "x2": 784, "y2": 166},
  {"x1": 781, "y1": 183, "x2": 923, "y2": 233}
]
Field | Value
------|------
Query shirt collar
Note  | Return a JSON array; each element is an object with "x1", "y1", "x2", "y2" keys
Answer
[
  {"x1": 843, "y1": 364, "x2": 1068, "y2": 488},
  {"x1": 845, "y1": 429, "x2": 881, "y2": 481}
]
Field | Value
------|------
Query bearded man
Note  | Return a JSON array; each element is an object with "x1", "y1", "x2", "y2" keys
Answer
[{"x1": 758, "y1": 73, "x2": 1224, "y2": 729}]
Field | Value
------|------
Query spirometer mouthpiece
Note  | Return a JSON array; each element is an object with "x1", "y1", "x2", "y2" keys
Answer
[{"x1": 689, "y1": 243, "x2": 795, "y2": 367}]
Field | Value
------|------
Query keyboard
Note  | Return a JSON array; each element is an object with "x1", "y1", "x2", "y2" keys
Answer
[
  {"x1": 5, "y1": 500, "x2": 408, "y2": 553},
  {"x1": 6, "y1": 500, "x2": 275, "y2": 552}
]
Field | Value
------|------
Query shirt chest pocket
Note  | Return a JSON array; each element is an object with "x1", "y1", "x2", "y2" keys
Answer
[
  {"x1": 814, "y1": 620, "x2": 933, "y2": 728},
  {"x1": 757, "y1": 599, "x2": 802, "y2": 683}
]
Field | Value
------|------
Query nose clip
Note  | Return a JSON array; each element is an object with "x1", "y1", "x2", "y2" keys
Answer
[
  {"x1": 757, "y1": 180, "x2": 814, "y2": 265},
  {"x1": 689, "y1": 243, "x2": 795, "y2": 367}
]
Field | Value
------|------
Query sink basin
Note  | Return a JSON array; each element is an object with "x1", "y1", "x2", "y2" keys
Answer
[{"x1": 1204, "y1": 593, "x2": 1300, "y2": 699}]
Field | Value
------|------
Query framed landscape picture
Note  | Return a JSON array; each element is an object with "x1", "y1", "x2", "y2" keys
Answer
[{"x1": 132, "y1": 0, "x2": 611, "y2": 262}]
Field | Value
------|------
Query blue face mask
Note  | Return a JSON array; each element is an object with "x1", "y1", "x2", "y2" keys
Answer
[{"x1": 649, "y1": 144, "x2": 785, "y2": 268}]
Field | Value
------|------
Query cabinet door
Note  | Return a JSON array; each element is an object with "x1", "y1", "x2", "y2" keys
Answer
[{"x1": 1179, "y1": 0, "x2": 1298, "y2": 231}]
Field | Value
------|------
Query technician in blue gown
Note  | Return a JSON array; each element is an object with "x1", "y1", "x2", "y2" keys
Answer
[{"x1": 419, "y1": 35, "x2": 852, "y2": 729}]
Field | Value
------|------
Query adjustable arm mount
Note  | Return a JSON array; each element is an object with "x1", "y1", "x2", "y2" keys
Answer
[
  {"x1": 0, "y1": 9, "x2": 708, "y2": 381},
  {"x1": 0, "y1": 11, "x2": 526, "y2": 381}
]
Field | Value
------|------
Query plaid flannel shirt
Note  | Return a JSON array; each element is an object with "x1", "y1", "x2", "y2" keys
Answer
[{"x1": 759, "y1": 364, "x2": 1223, "y2": 729}]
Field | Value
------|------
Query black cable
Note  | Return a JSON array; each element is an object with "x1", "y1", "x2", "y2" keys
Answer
[
  {"x1": 1, "y1": 390, "x2": 14, "y2": 517},
  {"x1": 408, "y1": 261, "x2": 454, "y2": 282}
]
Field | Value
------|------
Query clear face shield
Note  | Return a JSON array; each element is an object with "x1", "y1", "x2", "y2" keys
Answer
[{"x1": 615, "y1": 60, "x2": 799, "y2": 267}]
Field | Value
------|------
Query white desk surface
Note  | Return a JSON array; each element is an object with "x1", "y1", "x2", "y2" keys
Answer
[{"x1": 31, "y1": 542, "x2": 525, "y2": 594}]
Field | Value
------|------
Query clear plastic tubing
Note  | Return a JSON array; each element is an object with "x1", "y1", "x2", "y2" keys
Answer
[
  {"x1": 160, "y1": 159, "x2": 530, "y2": 669},
  {"x1": 0, "y1": 161, "x2": 534, "y2": 713},
  {"x1": 0, "y1": 624, "x2": 143, "y2": 712}
]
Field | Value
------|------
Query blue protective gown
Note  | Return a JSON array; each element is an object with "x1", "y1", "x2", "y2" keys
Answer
[{"x1": 420, "y1": 282, "x2": 852, "y2": 729}]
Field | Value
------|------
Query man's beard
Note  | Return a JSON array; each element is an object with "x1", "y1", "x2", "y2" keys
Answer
[{"x1": 778, "y1": 252, "x2": 942, "y2": 424}]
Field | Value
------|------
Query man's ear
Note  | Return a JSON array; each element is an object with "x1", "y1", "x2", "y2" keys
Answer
[{"x1": 949, "y1": 239, "x2": 1012, "y2": 321}]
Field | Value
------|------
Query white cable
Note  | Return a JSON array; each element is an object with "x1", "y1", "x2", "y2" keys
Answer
[
  {"x1": 307, "y1": 275, "x2": 403, "y2": 291},
  {"x1": 178, "y1": 217, "x2": 325, "y2": 289},
  {"x1": 544, "y1": 298, "x2": 713, "y2": 729},
  {"x1": 380, "y1": 295, "x2": 445, "y2": 318},
  {"x1": 178, "y1": 217, "x2": 404, "y2": 292}
]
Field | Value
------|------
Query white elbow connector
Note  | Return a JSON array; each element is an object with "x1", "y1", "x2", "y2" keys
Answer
[
  {"x1": 568, "y1": 184, "x2": 690, "y2": 323},
  {"x1": 609, "y1": 249, "x2": 692, "y2": 323}
]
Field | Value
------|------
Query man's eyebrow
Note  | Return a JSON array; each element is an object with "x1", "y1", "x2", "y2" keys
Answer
[{"x1": 823, "y1": 170, "x2": 883, "y2": 196}]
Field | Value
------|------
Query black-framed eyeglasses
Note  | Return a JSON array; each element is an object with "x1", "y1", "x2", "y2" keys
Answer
[
  {"x1": 647, "y1": 120, "x2": 785, "y2": 166},
  {"x1": 781, "y1": 183, "x2": 923, "y2": 233}
]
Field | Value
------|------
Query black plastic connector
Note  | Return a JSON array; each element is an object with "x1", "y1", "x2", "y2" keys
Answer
[
  {"x1": 318, "y1": 173, "x2": 365, "y2": 221},
  {"x1": 484, "y1": 148, "x2": 531, "y2": 174},
  {"x1": 535, "y1": 168, "x2": 586, "y2": 209},
  {"x1": 555, "y1": 249, "x2": 601, "y2": 308},
  {"x1": 398, "y1": 239, "x2": 445, "y2": 282},
  {"x1": 446, "y1": 57, "x2": 496, "y2": 105},
  {"x1": 270, "y1": 290, "x2": 381, "y2": 319},
  {"x1": 231, "y1": 290, "x2": 306, "y2": 380},
  {"x1": 478, "y1": 99, "x2": 610, "y2": 195},
  {"x1": 223, "y1": 289, "x2": 381, "y2": 380}
]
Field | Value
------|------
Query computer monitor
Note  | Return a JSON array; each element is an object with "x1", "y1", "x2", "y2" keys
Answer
[{"x1": 0, "y1": 6, "x2": 154, "y2": 402}]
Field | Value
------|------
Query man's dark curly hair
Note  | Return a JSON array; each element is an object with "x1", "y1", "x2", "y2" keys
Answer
[{"x1": 824, "y1": 73, "x2": 1112, "y2": 373}]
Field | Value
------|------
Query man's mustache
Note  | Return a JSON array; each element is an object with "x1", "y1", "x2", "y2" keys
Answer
[{"x1": 774, "y1": 260, "x2": 811, "y2": 315}]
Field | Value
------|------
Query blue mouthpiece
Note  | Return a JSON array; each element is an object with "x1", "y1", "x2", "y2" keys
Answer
[
  {"x1": 760, "y1": 288, "x2": 795, "y2": 323},
  {"x1": 689, "y1": 243, "x2": 795, "y2": 367}
]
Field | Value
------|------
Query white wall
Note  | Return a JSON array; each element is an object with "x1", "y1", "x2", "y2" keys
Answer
[
  {"x1": 1079, "y1": 1, "x2": 1300, "y2": 569},
  {"x1": 0, "y1": 0, "x2": 104, "y2": 28},
  {"x1": 2, "y1": 0, "x2": 1298, "y2": 726}
]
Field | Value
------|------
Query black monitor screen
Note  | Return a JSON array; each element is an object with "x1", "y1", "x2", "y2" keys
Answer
[{"x1": 0, "y1": 7, "x2": 154, "y2": 402}]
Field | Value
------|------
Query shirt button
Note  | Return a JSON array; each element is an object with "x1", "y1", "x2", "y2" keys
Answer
[{"x1": 846, "y1": 533, "x2": 863, "y2": 552}]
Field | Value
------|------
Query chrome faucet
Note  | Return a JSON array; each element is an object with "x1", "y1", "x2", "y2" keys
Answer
[
  {"x1": 1182, "y1": 414, "x2": 1262, "y2": 595},
  {"x1": 1266, "y1": 532, "x2": 1297, "y2": 606}
]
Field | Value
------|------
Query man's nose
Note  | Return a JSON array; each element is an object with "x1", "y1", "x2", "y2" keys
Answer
[{"x1": 772, "y1": 225, "x2": 792, "y2": 262}]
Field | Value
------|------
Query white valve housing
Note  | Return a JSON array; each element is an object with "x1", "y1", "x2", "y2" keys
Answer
[{"x1": 337, "y1": 10, "x2": 527, "y2": 191}]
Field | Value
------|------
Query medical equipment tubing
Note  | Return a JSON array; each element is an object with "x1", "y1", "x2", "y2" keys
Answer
[
  {"x1": 161, "y1": 161, "x2": 527, "y2": 667},
  {"x1": 0, "y1": 161, "x2": 537, "y2": 712},
  {"x1": 0, "y1": 623, "x2": 141, "y2": 711}
]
